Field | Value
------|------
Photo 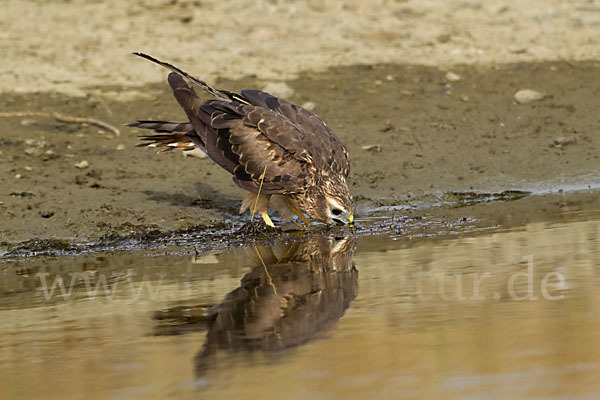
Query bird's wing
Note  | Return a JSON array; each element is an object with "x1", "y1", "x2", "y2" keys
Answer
[
  {"x1": 207, "y1": 102, "x2": 315, "y2": 194},
  {"x1": 131, "y1": 53, "x2": 349, "y2": 178},
  {"x1": 240, "y1": 90, "x2": 350, "y2": 178},
  {"x1": 168, "y1": 73, "x2": 312, "y2": 194}
]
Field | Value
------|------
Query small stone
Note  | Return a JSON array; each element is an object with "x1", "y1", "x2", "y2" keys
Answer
[
  {"x1": 575, "y1": 15, "x2": 600, "y2": 26},
  {"x1": 508, "y1": 46, "x2": 527, "y2": 54},
  {"x1": 514, "y1": 89, "x2": 546, "y2": 104},
  {"x1": 24, "y1": 147, "x2": 42, "y2": 156},
  {"x1": 462, "y1": 1, "x2": 481, "y2": 9},
  {"x1": 533, "y1": 9, "x2": 560, "y2": 21},
  {"x1": 494, "y1": 5, "x2": 509, "y2": 14},
  {"x1": 262, "y1": 82, "x2": 294, "y2": 98},
  {"x1": 436, "y1": 33, "x2": 451, "y2": 43},
  {"x1": 385, "y1": 75, "x2": 394, "y2": 81},
  {"x1": 445, "y1": 71, "x2": 461, "y2": 82},
  {"x1": 20, "y1": 119, "x2": 38, "y2": 126},
  {"x1": 116, "y1": 144, "x2": 126, "y2": 150},
  {"x1": 24, "y1": 166, "x2": 33, "y2": 171},
  {"x1": 374, "y1": 80, "x2": 382, "y2": 85},
  {"x1": 361, "y1": 144, "x2": 382, "y2": 152},
  {"x1": 551, "y1": 137, "x2": 576, "y2": 148},
  {"x1": 40, "y1": 210, "x2": 55, "y2": 218},
  {"x1": 74, "y1": 160, "x2": 89, "y2": 169},
  {"x1": 301, "y1": 101, "x2": 316, "y2": 111},
  {"x1": 10, "y1": 191, "x2": 35, "y2": 197},
  {"x1": 15, "y1": 174, "x2": 22, "y2": 179},
  {"x1": 577, "y1": 4, "x2": 600, "y2": 11},
  {"x1": 97, "y1": 89, "x2": 155, "y2": 102},
  {"x1": 14, "y1": 87, "x2": 36, "y2": 94}
]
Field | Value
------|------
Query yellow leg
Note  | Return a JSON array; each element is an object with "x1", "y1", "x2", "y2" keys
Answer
[{"x1": 260, "y1": 212, "x2": 275, "y2": 228}]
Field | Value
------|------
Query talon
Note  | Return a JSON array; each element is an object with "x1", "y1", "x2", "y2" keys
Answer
[{"x1": 260, "y1": 212, "x2": 275, "y2": 228}]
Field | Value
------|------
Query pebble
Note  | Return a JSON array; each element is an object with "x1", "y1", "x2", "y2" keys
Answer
[
  {"x1": 116, "y1": 144, "x2": 126, "y2": 151},
  {"x1": 533, "y1": 9, "x2": 560, "y2": 21},
  {"x1": 20, "y1": 119, "x2": 38, "y2": 126},
  {"x1": 445, "y1": 71, "x2": 461, "y2": 82},
  {"x1": 508, "y1": 46, "x2": 527, "y2": 54},
  {"x1": 436, "y1": 33, "x2": 451, "y2": 43},
  {"x1": 301, "y1": 101, "x2": 316, "y2": 111},
  {"x1": 40, "y1": 211, "x2": 55, "y2": 218},
  {"x1": 14, "y1": 87, "x2": 36, "y2": 94},
  {"x1": 15, "y1": 174, "x2": 22, "y2": 179},
  {"x1": 98, "y1": 89, "x2": 155, "y2": 102},
  {"x1": 514, "y1": 89, "x2": 546, "y2": 104},
  {"x1": 262, "y1": 82, "x2": 294, "y2": 98},
  {"x1": 575, "y1": 15, "x2": 600, "y2": 26},
  {"x1": 74, "y1": 160, "x2": 89, "y2": 169},
  {"x1": 576, "y1": 4, "x2": 600, "y2": 11},
  {"x1": 361, "y1": 144, "x2": 382, "y2": 152},
  {"x1": 25, "y1": 147, "x2": 42, "y2": 156},
  {"x1": 494, "y1": 5, "x2": 509, "y2": 14},
  {"x1": 551, "y1": 137, "x2": 576, "y2": 148}
]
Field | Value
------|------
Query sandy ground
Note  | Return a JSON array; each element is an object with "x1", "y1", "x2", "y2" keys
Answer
[
  {"x1": 3, "y1": 0, "x2": 600, "y2": 97},
  {"x1": 1, "y1": 0, "x2": 600, "y2": 250}
]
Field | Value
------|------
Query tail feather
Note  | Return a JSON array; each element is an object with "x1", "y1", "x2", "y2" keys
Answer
[
  {"x1": 128, "y1": 120, "x2": 198, "y2": 152},
  {"x1": 132, "y1": 52, "x2": 251, "y2": 104},
  {"x1": 136, "y1": 133, "x2": 196, "y2": 152},
  {"x1": 133, "y1": 52, "x2": 232, "y2": 102},
  {"x1": 127, "y1": 120, "x2": 193, "y2": 134}
]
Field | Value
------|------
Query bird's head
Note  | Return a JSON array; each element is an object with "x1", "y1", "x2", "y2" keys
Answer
[{"x1": 309, "y1": 175, "x2": 354, "y2": 226}]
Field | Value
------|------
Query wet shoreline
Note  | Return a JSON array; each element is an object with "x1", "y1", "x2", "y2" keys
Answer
[
  {"x1": 2, "y1": 188, "x2": 598, "y2": 262},
  {"x1": 2, "y1": 61, "x2": 599, "y2": 255}
]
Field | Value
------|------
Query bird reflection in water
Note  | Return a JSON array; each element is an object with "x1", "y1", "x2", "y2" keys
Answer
[{"x1": 153, "y1": 234, "x2": 357, "y2": 377}]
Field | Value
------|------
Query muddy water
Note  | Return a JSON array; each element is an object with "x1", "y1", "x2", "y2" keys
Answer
[{"x1": 1, "y1": 198, "x2": 599, "y2": 400}]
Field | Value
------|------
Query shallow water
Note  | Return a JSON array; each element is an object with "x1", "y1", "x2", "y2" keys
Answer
[{"x1": 1, "y1": 203, "x2": 600, "y2": 399}]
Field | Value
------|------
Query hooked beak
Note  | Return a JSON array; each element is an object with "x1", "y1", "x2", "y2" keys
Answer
[{"x1": 332, "y1": 214, "x2": 354, "y2": 226}]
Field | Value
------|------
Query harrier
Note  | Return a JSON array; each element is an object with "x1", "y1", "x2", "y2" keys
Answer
[{"x1": 128, "y1": 53, "x2": 354, "y2": 228}]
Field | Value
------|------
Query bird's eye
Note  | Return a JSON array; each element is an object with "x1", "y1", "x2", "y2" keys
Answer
[{"x1": 331, "y1": 208, "x2": 342, "y2": 216}]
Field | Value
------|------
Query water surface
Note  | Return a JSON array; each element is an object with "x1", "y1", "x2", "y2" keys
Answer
[{"x1": 1, "y1": 204, "x2": 599, "y2": 399}]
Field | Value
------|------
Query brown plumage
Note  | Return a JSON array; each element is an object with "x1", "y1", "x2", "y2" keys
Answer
[
  {"x1": 150, "y1": 235, "x2": 357, "y2": 376},
  {"x1": 128, "y1": 53, "x2": 354, "y2": 227}
]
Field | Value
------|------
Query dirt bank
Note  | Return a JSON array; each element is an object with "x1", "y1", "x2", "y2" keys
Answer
[
  {"x1": 1, "y1": 0, "x2": 600, "y2": 251},
  {"x1": 1, "y1": 61, "x2": 599, "y2": 249}
]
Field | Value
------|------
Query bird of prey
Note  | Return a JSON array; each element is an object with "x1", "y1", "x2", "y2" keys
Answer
[
  {"x1": 127, "y1": 53, "x2": 354, "y2": 228},
  {"x1": 150, "y1": 235, "x2": 357, "y2": 375}
]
